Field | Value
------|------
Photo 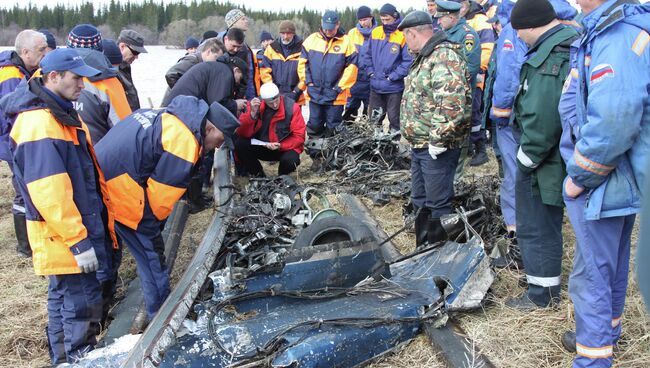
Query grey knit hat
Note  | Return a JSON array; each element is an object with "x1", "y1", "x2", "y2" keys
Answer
[{"x1": 225, "y1": 9, "x2": 246, "y2": 28}]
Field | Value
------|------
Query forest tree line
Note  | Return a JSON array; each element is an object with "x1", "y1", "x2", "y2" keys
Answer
[{"x1": 0, "y1": 1, "x2": 415, "y2": 47}]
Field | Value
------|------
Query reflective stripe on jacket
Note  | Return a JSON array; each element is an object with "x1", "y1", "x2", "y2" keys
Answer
[
  {"x1": 298, "y1": 29, "x2": 358, "y2": 106},
  {"x1": 95, "y1": 95, "x2": 205, "y2": 235}
]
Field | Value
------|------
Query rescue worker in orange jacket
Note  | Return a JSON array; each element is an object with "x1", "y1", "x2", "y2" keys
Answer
[
  {"x1": 67, "y1": 24, "x2": 132, "y2": 144},
  {"x1": 95, "y1": 95, "x2": 239, "y2": 320},
  {"x1": 298, "y1": 10, "x2": 358, "y2": 169},
  {"x1": 260, "y1": 21, "x2": 305, "y2": 105},
  {"x1": 343, "y1": 7, "x2": 376, "y2": 123},
  {"x1": 463, "y1": 0, "x2": 497, "y2": 167},
  {"x1": 0, "y1": 30, "x2": 49, "y2": 258},
  {"x1": 1, "y1": 48, "x2": 117, "y2": 364}
]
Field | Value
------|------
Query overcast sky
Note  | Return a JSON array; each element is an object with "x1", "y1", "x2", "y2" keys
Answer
[{"x1": 9, "y1": 0, "x2": 431, "y2": 12}]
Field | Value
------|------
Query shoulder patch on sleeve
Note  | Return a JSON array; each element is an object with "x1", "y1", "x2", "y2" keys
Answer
[
  {"x1": 502, "y1": 40, "x2": 514, "y2": 51},
  {"x1": 590, "y1": 64, "x2": 615, "y2": 85},
  {"x1": 632, "y1": 30, "x2": 649, "y2": 57},
  {"x1": 464, "y1": 35, "x2": 475, "y2": 52}
]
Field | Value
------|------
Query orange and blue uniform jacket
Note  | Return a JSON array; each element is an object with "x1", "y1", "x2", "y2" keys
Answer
[
  {"x1": 466, "y1": 4, "x2": 497, "y2": 89},
  {"x1": 0, "y1": 50, "x2": 30, "y2": 162},
  {"x1": 260, "y1": 37, "x2": 305, "y2": 104},
  {"x1": 298, "y1": 29, "x2": 358, "y2": 106},
  {"x1": 1, "y1": 77, "x2": 118, "y2": 279},
  {"x1": 95, "y1": 95, "x2": 205, "y2": 236},
  {"x1": 75, "y1": 48, "x2": 132, "y2": 144},
  {"x1": 347, "y1": 21, "x2": 376, "y2": 100},
  {"x1": 361, "y1": 21, "x2": 413, "y2": 94}
]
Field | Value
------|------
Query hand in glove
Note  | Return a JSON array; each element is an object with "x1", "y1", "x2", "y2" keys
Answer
[
  {"x1": 428, "y1": 144, "x2": 447, "y2": 160},
  {"x1": 74, "y1": 248, "x2": 99, "y2": 273},
  {"x1": 292, "y1": 89, "x2": 302, "y2": 102}
]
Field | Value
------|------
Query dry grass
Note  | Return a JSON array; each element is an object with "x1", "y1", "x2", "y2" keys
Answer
[{"x1": 1, "y1": 145, "x2": 649, "y2": 367}]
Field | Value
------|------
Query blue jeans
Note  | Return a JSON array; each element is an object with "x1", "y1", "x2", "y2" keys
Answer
[
  {"x1": 515, "y1": 168, "x2": 564, "y2": 306},
  {"x1": 47, "y1": 272, "x2": 102, "y2": 364},
  {"x1": 410, "y1": 148, "x2": 460, "y2": 218}
]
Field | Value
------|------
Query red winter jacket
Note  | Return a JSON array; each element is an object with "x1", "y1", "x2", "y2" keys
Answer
[{"x1": 237, "y1": 96, "x2": 306, "y2": 154}]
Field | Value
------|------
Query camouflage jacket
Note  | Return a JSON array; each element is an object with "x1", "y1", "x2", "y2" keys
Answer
[{"x1": 400, "y1": 32, "x2": 472, "y2": 149}]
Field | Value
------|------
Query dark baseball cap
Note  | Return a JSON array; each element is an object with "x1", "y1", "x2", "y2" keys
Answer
[
  {"x1": 322, "y1": 10, "x2": 340, "y2": 30},
  {"x1": 206, "y1": 102, "x2": 240, "y2": 150},
  {"x1": 118, "y1": 29, "x2": 148, "y2": 54},
  {"x1": 40, "y1": 48, "x2": 100, "y2": 77}
]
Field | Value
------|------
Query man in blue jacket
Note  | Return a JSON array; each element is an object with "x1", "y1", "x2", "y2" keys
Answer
[
  {"x1": 558, "y1": 1, "x2": 650, "y2": 367},
  {"x1": 485, "y1": 0, "x2": 578, "y2": 268},
  {"x1": 95, "y1": 96, "x2": 239, "y2": 321},
  {"x1": 343, "y1": 6, "x2": 376, "y2": 124},
  {"x1": 0, "y1": 30, "x2": 49, "y2": 258},
  {"x1": 362, "y1": 3, "x2": 413, "y2": 135}
]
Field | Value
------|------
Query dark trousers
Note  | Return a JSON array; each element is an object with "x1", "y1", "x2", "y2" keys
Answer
[
  {"x1": 307, "y1": 102, "x2": 344, "y2": 137},
  {"x1": 115, "y1": 222, "x2": 170, "y2": 320},
  {"x1": 8, "y1": 161, "x2": 25, "y2": 215},
  {"x1": 369, "y1": 90, "x2": 402, "y2": 132},
  {"x1": 515, "y1": 168, "x2": 564, "y2": 306},
  {"x1": 47, "y1": 272, "x2": 103, "y2": 364},
  {"x1": 470, "y1": 87, "x2": 486, "y2": 143},
  {"x1": 410, "y1": 148, "x2": 460, "y2": 218},
  {"x1": 343, "y1": 95, "x2": 369, "y2": 122},
  {"x1": 234, "y1": 137, "x2": 301, "y2": 176}
]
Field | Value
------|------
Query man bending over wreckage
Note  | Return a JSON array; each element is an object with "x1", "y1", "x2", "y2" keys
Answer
[{"x1": 94, "y1": 96, "x2": 239, "y2": 322}]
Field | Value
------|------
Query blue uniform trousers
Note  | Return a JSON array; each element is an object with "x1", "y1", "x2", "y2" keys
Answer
[
  {"x1": 496, "y1": 125, "x2": 517, "y2": 231},
  {"x1": 307, "y1": 102, "x2": 344, "y2": 137},
  {"x1": 46, "y1": 272, "x2": 102, "y2": 364},
  {"x1": 115, "y1": 222, "x2": 170, "y2": 320},
  {"x1": 565, "y1": 193, "x2": 635, "y2": 367},
  {"x1": 470, "y1": 87, "x2": 486, "y2": 143},
  {"x1": 515, "y1": 168, "x2": 564, "y2": 305},
  {"x1": 410, "y1": 148, "x2": 461, "y2": 218}
]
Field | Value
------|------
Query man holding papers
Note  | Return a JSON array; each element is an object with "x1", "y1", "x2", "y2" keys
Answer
[{"x1": 234, "y1": 82, "x2": 306, "y2": 176}]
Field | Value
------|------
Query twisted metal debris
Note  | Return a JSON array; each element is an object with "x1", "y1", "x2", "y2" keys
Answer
[
  {"x1": 305, "y1": 122, "x2": 412, "y2": 205},
  {"x1": 216, "y1": 176, "x2": 336, "y2": 272}
]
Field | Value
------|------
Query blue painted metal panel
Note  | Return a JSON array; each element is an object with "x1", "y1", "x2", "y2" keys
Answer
[{"x1": 159, "y1": 239, "x2": 488, "y2": 367}]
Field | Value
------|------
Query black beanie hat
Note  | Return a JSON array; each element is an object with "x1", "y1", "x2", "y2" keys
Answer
[{"x1": 510, "y1": 0, "x2": 557, "y2": 30}]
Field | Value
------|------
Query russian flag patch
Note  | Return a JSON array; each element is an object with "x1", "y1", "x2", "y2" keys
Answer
[
  {"x1": 502, "y1": 40, "x2": 514, "y2": 51},
  {"x1": 590, "y1": 64, "x2": 614, "y2": 85}
]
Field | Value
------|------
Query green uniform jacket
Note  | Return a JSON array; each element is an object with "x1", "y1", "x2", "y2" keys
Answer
[
  {"x1": 401, "y1": 32, "x2": 472, "y2": 149},
  {"x1": 446, "y1": 18, "x2": 482, "y2": 87},
  {"x1": 514, "y1": 25, "x2": 580, "y2": 207}
]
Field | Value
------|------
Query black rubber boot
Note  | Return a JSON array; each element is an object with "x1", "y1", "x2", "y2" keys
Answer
[
  {"x1": 188, "y1": 178, "x2": 212, "y2": 214},
  {"x1": 414, "y1": 208, "x2": 431, "y2": 248},
  {"x1": 561, "y1": 331, "x2": 576, "y2": 353},
  {"x1": 469, "y1": 140, "x2": 489, "y2": 166},
  {"x1": 427, "y1": 217, "x2": 448, "y2": 247},
  {"x1": 14, "y1": 213, "x2": 31, "y2": 258}
]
